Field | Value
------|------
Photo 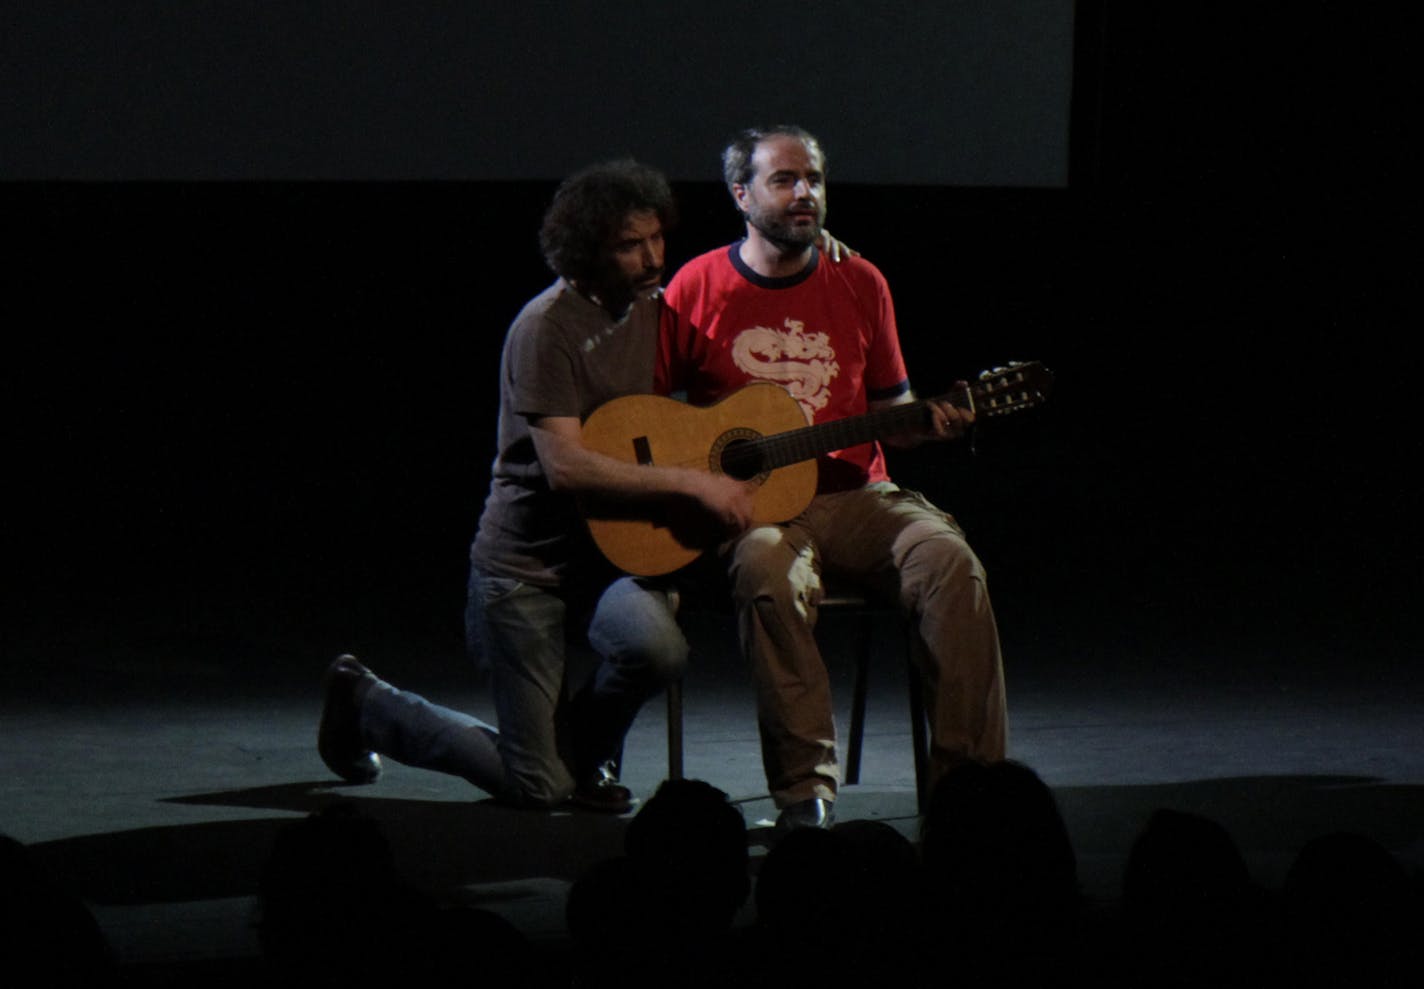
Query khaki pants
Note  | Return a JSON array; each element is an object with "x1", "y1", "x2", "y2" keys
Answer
[{"x1": 726, "y1": 482, "x2": 1008, "y2": 808}]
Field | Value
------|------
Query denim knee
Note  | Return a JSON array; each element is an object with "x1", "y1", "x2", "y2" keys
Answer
[
  {"x1": 588, "y1": 578, "x2": 689, "y2": 686},
  {"x1": 625, "y1": 625, "x2": 689, "y2": 686}
]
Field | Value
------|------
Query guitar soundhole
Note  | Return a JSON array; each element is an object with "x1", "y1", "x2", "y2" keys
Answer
[{"x1": 712, "y1": 430, "x2": 768, "y2": 482}]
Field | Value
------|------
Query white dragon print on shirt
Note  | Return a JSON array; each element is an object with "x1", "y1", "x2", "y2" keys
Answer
[{"x1": 730, "y1": 318, "x2": 840, "y2": 423}]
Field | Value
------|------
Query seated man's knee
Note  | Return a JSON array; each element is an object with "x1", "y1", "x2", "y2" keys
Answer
[
  {"x1": 731, "y1": 527, "x2": 819, "y2": 606},
  {"x1": 899, "y1": 526, "x2": 985, "y2": 582},
  {"x1": 897, "y1": 534, "x2": 993, "y2": 624}
]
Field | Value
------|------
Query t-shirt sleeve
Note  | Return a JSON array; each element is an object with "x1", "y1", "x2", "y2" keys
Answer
[
  {"x1": 655, "y1": 280, "x2": 699, "y2": 397},
  {"x1": 861, "y1": 263, "x2": 910, "y2": 400},
  {"x1": 504, "y1": 312, "x2": 582, "y2": 420},
  {"x1": 653, "y1": 295, "x2": 680, "y2": 396}
]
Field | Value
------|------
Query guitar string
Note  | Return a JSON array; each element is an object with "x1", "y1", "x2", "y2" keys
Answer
[{"x1": 721, "y1": 400, "x2": 930, "y2": 475}]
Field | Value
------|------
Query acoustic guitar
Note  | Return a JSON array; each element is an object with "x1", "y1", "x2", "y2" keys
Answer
[{"x1": 579, "y1": 361, "x2": 1053, "y2": 576}]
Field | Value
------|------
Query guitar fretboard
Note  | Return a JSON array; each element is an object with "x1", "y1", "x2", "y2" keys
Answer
[{"x1": 721, "y1": 389, "x2": 972, "y2": 477}]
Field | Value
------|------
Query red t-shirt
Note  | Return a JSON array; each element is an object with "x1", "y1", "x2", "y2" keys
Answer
[{"x1": 657, "y1": 243, "x2": 910, "y2": 491}]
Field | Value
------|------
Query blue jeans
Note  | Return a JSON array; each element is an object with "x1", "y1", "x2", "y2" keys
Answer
[{"x1": 360, "y1": 566, "x2": 686, "y2": 807}]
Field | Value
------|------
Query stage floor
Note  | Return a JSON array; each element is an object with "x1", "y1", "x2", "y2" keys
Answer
[{"x1": 5, "y1": 604, "x2": 1423, "y2": 980}]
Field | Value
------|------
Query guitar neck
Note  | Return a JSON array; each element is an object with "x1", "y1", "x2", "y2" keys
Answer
[
  {"x1": 751, "y1": 388, "x2": 969, "y2": 472},
  {"x1": 712, "y1": 361, "x2": 1049, "y2": 480}
]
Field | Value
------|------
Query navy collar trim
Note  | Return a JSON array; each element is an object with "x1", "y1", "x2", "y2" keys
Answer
[{"x1": 727, "y1": 240, "x2": 819, "y2": 289}]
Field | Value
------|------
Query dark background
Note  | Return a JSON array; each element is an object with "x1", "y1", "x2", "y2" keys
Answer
[
  {"x1": 6, "y1": 3, "x2": 1418, "y2": 684},
  {"x1": 4, "y1": 1, "x2": 1076, "y2": 185}
]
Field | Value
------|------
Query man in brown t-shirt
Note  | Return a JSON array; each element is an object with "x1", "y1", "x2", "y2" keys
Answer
[{"x1": 317, "y1": 160, "x2": 754, "y2": 812}]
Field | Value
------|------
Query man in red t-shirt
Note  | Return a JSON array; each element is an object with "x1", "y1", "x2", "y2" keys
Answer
[{"x1": 658, "y1": 126, "x2": 1008, "y2": 831}]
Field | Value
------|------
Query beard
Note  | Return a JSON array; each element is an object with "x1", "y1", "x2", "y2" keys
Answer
[
  {"x1": 744, "y1": 199, "x2": 825, "y2": 251},
  {"x1": 592, "y1": 260, "x2": 664, "y2": 312}
]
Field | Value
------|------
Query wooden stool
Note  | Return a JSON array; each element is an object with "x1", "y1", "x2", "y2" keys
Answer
[{"x1": 666, "y1": 588, "x2": 931, "y2": 813}]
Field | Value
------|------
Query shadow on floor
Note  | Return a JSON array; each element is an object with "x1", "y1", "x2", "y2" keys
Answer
[
  {"x1": 28, "y1": 782, "x2": 629, "y2": 906},
  {"x1": 27, "y1": 774, "x2": 1424, "y2": 909}
]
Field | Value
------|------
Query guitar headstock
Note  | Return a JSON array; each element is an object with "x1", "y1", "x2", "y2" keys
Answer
[{"x1": 968, "y1": 361, "x2": 1054, "y2": 417}]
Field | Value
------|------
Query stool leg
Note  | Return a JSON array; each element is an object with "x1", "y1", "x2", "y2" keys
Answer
[
  {"x1": 906, "y1": 648, "x2": 930, "y2": 814},
  {"x1": 666, "y1": 678, "x2": 684, "y2": 780},
  {"x1": 845, "y1": 610, "x2": 871, "y2": 786}
]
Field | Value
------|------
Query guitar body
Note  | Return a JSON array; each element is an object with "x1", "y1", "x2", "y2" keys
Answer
[{"x1": 580, "y1": 384, "x2": 817, "y2": 576}]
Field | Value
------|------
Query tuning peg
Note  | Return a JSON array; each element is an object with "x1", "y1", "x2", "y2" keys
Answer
[{"x1": 981, "y1": 361, "x2": 1018, "y2": 377}]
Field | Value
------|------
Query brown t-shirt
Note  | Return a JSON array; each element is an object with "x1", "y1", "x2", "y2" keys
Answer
[{"x1": 470, "y1": 279, "x2": 659, "y2": 587}]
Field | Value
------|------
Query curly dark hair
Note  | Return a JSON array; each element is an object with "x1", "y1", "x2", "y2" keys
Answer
[
  {"x1": 721, "y1": 125, "x2": 825, "y2": 196},
  {"x1": 539, "y1": 159, "x2": 676, "y2": 282}
]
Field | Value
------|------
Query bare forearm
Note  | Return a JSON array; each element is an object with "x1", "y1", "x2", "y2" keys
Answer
[
  {"x1": 542, "y1": 437, "x2": 711, "y2": 501},
  {"x1": 529, "y1": 418, "x2": 709, "y2": 500},
  {"x1": 529, "y1": 414, "x2": 755, "y2": 533}
]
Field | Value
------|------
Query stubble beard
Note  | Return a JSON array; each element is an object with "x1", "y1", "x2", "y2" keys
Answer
[{"x1": 745, "y1": 202, "x2": 824, "y2": 252}]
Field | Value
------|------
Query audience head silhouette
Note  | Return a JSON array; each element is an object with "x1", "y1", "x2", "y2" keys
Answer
[
  {"x1": 256, "y1": 803, "x2": 532, "y2": 983},
  {"x1": 568, "y1": 779, "x2": 751, "y2": 988},
  {"x1": 0, "y1": 834, "x2": 115, "y2": 982},
  {"x1": 624, "y1": 777, "x2": 751, "y2": 932},
  {"x1": 1280, "y1": 830, "x2": 1421, "y2": 986},
  {"x1": 921, "y1": 758, "x2": 1080, "y2": 915}
]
